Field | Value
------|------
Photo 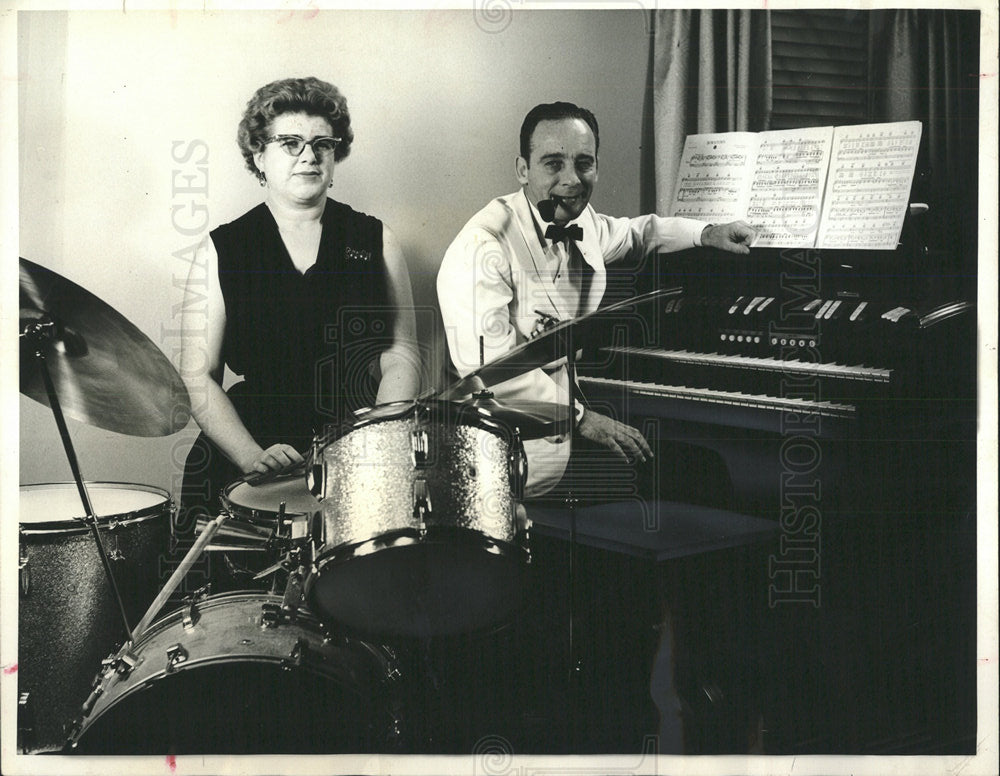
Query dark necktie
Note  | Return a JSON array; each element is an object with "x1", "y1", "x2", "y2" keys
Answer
[{"x1": 544, "y1": 223, "x2": 583, "y2": 243}]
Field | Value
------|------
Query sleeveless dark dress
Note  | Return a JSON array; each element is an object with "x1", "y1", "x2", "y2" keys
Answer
[{"x1": 178, "y1": 199, "x2": 392, "y2": 529}]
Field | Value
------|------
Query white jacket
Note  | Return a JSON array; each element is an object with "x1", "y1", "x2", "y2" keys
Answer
[{"x1": 437, "y1": 188, "x2": 705, "y2": 496}]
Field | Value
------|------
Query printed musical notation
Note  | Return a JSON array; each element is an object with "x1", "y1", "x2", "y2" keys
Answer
[
  {"x1": 668, "y1": 121, "x2": 922, "y2": 250},
  {"x1": 816, "y1": 122, "x2": 922, "y2": 250},
  {"x1": 667, "y1": 132, "x2": 757, "y2": 223}
]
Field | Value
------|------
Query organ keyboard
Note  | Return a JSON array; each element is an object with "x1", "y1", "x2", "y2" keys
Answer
[{"x1": 579, "y1": 252, "x2": 976, "y2": 514}]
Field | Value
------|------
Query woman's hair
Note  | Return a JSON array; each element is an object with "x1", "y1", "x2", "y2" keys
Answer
[{"x1": 237, "y1": 77, "x2": 354, "y2": 175}]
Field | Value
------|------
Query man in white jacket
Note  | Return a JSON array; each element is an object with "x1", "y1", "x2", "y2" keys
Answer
[{"x1": 438, "y1": 101, "x2": 755, "y2": 498}]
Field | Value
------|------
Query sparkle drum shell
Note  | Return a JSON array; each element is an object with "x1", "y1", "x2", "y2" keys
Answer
[
  {"x1": 17, "y1": 482, "x2": 172, "y2": 753},
  {"x1": 305, "y1": 400, "x2": 529, "y2": 638},
  {"x1": 66, "y1": 592, "x2": 403, "y2": 754}
]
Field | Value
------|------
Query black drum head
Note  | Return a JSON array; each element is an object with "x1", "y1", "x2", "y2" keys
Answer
[{"x1": 308, "y1": 539, "x2": 526, "y2": 639}]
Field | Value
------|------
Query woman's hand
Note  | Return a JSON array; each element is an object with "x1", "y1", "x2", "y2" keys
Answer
[{"x1": 238, "y1": 443, "x2": 305, "y2": 475}]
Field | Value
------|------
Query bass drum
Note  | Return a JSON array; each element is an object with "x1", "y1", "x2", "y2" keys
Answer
[
  {"x1": 67, "y1": 592, "x2": 404, "y2": 755},
  {"x1": 18, "y1": 482, "x2": 171, "y2": 753}
]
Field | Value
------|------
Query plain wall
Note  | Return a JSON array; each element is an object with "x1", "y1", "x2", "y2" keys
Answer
[{"x1": 15, "y1": 9, "x2": 652, "y2": 501}]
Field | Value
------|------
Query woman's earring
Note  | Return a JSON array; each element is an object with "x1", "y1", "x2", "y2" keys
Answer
[
  {"x1": 256, "y1": 170, "x2": 267, "y2": 187},
  {"x1": 328, "y1": 182, "x2": 333, "y2": 188}
]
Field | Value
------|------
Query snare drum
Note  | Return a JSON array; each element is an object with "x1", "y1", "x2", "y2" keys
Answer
[
  {"x1": 18, "y1": 482, "x2": 172, "y2": 753},
  {"x1": 222, "y1": 476, "x2": 321, "y2": 527},
  {"x1": 211, "y1": 475, "x2": 320, "y2": 586},
  {"x1": 67, "y1": 592, "x2": 403, "y2": 754},
  {"x1": 306, "y1": 400, "x2": 529, "y2": 638}
]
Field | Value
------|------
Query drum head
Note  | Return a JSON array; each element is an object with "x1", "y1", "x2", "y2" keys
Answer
[
  {"x1": 69, "y1": 593, "x2": 402, "y2": 754},
  {"x1": 19, "y1": 482, "x2": 168, "y2": 532},
  {"x1": 310, "y1": 533, "x2": 526, "y2": 638},
  {"x1": 350, "y1": 399, "x2": 508, "y2": 434},
  {"x1": 70, "y1": 661, "x2": 390, "y2": 754},
  {"x1": 224, "y1": 476, "x2": 319, "y2": 518}
]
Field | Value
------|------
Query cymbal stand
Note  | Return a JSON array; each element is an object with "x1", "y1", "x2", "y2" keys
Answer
[
  {"x1": 21, "y1": 319, "x2": 132, "y2": 644},
  {"x1": 564, "y1": 328, "x2": 582, "y2": 751}
]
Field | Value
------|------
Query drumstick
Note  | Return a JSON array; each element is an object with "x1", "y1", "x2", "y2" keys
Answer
[{"x1": 130, "y1": 513, "x2": 227, "y2": 642}]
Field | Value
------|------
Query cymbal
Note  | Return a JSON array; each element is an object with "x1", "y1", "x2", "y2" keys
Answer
[
  {"x1": 439, "y1": 287, "x2": 682, "y2": 400},
  {"x1": 19, "y1": 258, "x2": 192, "y2": 437},
  {"x1": 462, "y1": 393, "x2": 572, "y2": 439}
]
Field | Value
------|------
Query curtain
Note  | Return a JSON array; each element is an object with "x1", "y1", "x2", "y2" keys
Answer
[
  {"x1": 869, "y1": 10, "x2": 981, "y2": 281},
  {"x1": 642, "y1": 10, "x2": 772, "y2": 215}
]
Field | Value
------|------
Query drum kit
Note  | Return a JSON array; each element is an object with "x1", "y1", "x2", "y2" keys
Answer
[
  {"x1": 16, "y1": 257, "x2": 675, "y2": 754},
  {"x1": 17, "y1": 257, "x2": 664, "y2": 755}
]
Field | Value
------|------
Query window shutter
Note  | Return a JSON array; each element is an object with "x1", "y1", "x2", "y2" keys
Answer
[{"x1": 770, "y1": 10, "x2": 871, "y2": 130}]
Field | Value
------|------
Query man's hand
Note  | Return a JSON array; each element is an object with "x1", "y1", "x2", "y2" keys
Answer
[
  {"x1": 701, "y1": 221, "x2": 757, "y2": 254},
  {"x1": 577, "y1": 410, "x2": 653, "y2": 464}
]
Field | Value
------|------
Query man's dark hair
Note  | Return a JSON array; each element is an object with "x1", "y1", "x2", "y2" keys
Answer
[{"x1": 519, "y1": 102, "x2": 600, "y2": 162}]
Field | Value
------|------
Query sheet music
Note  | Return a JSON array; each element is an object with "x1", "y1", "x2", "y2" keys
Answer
[
  {"x1": 669, "y1": 132, "x2": 757, "y2": 223},
  {"x1": 668, "y1": 121, "x2": 922, "y2": 251},
  {"x1": 816, "y1": 121, "x2": 922, "y2": 250},
  {"x1": 744, "y1": 126, "x2": 834, "y2": 248}
]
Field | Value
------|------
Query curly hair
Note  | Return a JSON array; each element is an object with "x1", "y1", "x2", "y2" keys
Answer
[
  {"x1": 237, "y1": 77, "x2": 354, "y2": 175},
  {"x1": 519, "y1": 102, "x2": 599, "y2": 162}
]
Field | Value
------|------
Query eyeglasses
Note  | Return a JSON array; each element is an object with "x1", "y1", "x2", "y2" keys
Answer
[{"x1": 264, "y1": 134, "x2": 341, "y2": 158}]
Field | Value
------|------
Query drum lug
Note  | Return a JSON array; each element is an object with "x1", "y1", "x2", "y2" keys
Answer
[
  {"x1": 413, "y1": 478, "x2": 432, "y2": 526},
  {"x1": 165, "y1": 643, "x2": 188, "y2": 673},
  {"x1": 18, "y1": 538, "x2": 30, "y2": 598},
  {"x1": 509, "y1": 441, "x2": 527, "y2": 501},
  {"x1": 182, "y1": 585, "x2": 209, "y2": 630},
  {"x1": 282, "y1": 557, "x2": 306, "y2": 615},
  {"x1": 410, "y1": 428, "x2": 429, "y2": 468},
  {"x1": 17, "y1": 692, "x2": 35, "y2": 754},
  {"x1": 288, "y1": 636, "x2": 309, "y2": 668},
  {"x1": 107, "y1": 531, "x2": 124, "y2": 562},
  {"x1": 115, "y1": 647, "x2": 139, "y2": 676},
  {"x1": 307, "y1": 435, "x2": 326, "y2": 498},
  {"x1": 261, "y1": 602, "x2": 283, "y2": 629},
  {"x1": 169, "y1": 498, "x2": 180, "y2": 539},
  {"x1": 79, "y1": 647, "x2": 130, "y2": 720}
]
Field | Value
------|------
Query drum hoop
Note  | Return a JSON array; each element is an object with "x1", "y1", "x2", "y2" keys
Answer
[
  {"x1": 123, "y1": 592, "x2": 399, "y2": 691},
  {"x1": 343, "y1": 399, "x2": 517, "y2": 441},
  {"x1": 311, "y1": 525, "x2": 529, "y2": 572},
  {"x1": 70, "y1": 592, "x2": 399, "y2": 749},
  {"x1": 136, "y1": 591, "x2": 325, "y2": 644},
  {"x1": 18, "y1": 481, "x2": 171, "y2": 535}
]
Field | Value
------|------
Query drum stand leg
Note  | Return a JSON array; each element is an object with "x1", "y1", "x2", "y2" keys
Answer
[{"x1": 24, "y1": 331, "x2": 133, "y2": 644}]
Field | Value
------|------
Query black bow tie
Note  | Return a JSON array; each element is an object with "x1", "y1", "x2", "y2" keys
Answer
[{"x1": 545, "y1": 223, "x2": 583, "y2": 243}]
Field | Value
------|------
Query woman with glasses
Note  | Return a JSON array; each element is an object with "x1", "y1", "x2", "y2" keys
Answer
[{"x1": 178, "y1": 76, "x2": 421, "y2": 534}]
